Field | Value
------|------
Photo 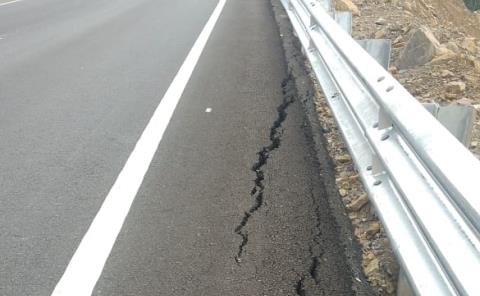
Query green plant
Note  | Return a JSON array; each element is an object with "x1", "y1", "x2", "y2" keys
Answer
[{"x1": 464, "y1": 0, "x2": 480, "y2": 11}]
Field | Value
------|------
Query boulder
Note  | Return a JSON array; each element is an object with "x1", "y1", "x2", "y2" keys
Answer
[
  {"x1": 389, "y1": 66, "x2": 398, "y2": 74},
  {"x1": 429, "y1": 49, "x2": 457, "y2": 65},
  {"x1": 375, "y1": 28, "x2": 388, "y2": 39},
  {"x1": 461, "y1": 37, "x2": 478, "y2": 54},
  {"x1": 347, "y1": 194, "x2": 369, "y2": 212},
  {"x1": 474, "y1": 59, "x2": 480, "y2": 74},
  {"x1": 375, "y1": 17, "x2": 387, "y2": 25},
  {"x1": 365, "y1": 222, "x2": 381, "y2": 237},
  {"x1": 440, "y1": 70, "x2": 454, "y2": 78},
  {"x1": 341, "y1": 190, "x2": 349, "y2": 198},
  {"x1": 463, "y1": 74, "x2": 477, "y2": 83},
  {"x1": 446, "y1": 81, "x2": 466, "y2": 94},
  {"x1": 445, "y1": 93, "x2": 459, "y2": 100},
  {"x1": 446, "y1": 41, "x2": 460, "y2": 53},
  {"x1": 335, "y1": 154, "x2": 352, "y2": 163},
  {"x1": 396, "y1": 27, "x2": 442, "y2": 69},
  {"x1": 393, "y1": 35, "x2": 403, "y2": 45},
  {"x1": 364, "y1": 257, "x2": 380, "y2": 274}
]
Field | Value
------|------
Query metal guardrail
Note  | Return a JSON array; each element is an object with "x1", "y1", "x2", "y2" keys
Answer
[{"x1": 280, "y1": 0, "x2": 480, "y2": 295}]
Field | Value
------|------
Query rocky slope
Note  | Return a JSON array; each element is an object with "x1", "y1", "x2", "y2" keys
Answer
[
  {"x1": 352, "y1": 0, "x2": 480, "y2": 157},
  {"x1": 311, "y1": 0, "x2": 480, "y2": 295}
]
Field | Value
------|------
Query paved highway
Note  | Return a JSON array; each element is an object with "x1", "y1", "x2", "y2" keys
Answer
[{"x1": 0, "y1": 0, "x2": 364, "y2": 295}]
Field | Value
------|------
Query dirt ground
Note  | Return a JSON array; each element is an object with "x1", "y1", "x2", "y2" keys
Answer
[
  {"x1": 311, "y1": 0, "x2": 480, "y2": 295},
  {"x1": 353, "y1": 0, "x2": 480, "y2": 157}
]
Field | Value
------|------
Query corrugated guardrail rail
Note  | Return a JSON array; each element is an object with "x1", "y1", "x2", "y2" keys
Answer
[{"x1": 280, "y1": 0, "x2": 480, "y2": 295}]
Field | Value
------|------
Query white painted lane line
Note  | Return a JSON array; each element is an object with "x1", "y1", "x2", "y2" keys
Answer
[
  {"x1": 0, "y1": 0, "x2": 23, "y2": 7},
  {"x1": 51, "y1": 0, "x2": 227, "y2": 295}
]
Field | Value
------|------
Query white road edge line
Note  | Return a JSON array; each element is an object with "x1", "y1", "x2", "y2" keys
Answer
[
  {"x1": 51, "y1": 0, "x2": 227, "y2": 295},
  {"x1": 0, "y1": 0, "x2": 23, "y2": 7}
]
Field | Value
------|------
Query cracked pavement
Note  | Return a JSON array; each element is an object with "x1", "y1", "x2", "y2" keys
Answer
[
  {"x1": 0, "y1": 0, "x2": 370, "y2": 294},
  {"x1": 234, "y1": 76, "x2": 295, "y2": 263},
  {"x1": 94, "y1": 0, "x2": 364, "y2": 294}
]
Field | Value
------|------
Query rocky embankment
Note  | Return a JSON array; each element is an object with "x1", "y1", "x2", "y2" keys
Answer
[{"x1": 311, "y1": 0, "x2": 480, "y2": 295}]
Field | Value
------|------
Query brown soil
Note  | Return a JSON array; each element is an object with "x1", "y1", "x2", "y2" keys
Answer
[{"x1": 353, "y1": 0, "x2": 480, "y2": 156}]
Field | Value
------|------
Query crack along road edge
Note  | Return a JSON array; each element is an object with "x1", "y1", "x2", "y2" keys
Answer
[{"x1": 269, "y1": 0, "x2": 374, "y2": 295}]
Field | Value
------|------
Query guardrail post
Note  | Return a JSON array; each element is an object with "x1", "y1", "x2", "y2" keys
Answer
[
  {"x1": 356, "y1": 39, "x2": 392, "y2": 70},
  {"x1": 317, "y1": 0, "x2": 333, "y2": 16},
  {"x1": 423, "y1": 103, "x2": 475, "y2": 147},
  {"x1": 334, "y1": 11, "x2": 352, "y2": 34}
]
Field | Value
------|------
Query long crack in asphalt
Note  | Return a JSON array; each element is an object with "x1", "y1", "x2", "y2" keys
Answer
[
  {"x1": 234, "y1": 75, "x2": 295, "y2": 263},
  {"x1": 294, "y1": 188, "x2": 326, "y2": 295},
  {"x1": 295, "y1": 277, "x2": 307, "y2": 296}
]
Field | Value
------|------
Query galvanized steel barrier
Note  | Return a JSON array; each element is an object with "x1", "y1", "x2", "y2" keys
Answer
[{"x1": 280, "y1": 0, "x2": 480, "y2": 295}]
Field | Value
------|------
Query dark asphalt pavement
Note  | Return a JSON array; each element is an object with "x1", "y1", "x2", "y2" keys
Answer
[{"x1": 0, "y1": 0, "x2": 364, "y2": 295}]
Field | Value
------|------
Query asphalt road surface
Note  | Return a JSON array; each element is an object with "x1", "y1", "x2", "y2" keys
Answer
[{"x1": 0, "y1": 0, "x2": 364, "y2": 295}]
